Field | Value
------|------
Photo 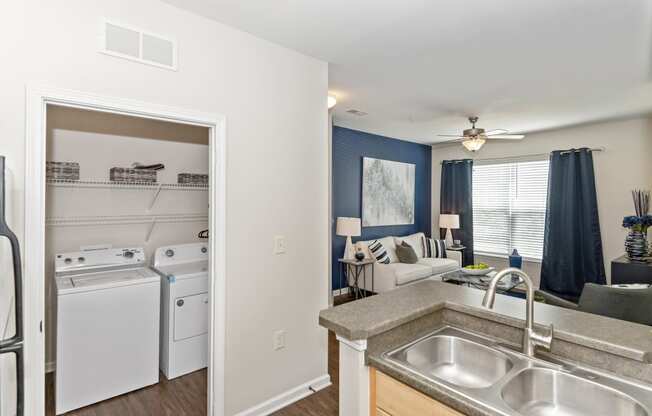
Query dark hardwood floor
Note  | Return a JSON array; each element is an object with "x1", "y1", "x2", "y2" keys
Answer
[
  {"x1": 46, "y1": 295, "x2": 349, "y2": 415},
  {"x1": 46, "y1": 369, "x2": 208, "y2": 416}
]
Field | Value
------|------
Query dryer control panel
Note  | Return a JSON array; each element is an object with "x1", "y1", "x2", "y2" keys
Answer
[{"x1": 153, "y1": 243, "x2": 208, "y2": 268}]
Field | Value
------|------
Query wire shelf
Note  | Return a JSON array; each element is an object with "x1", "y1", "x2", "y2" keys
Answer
[
  {"x1": 45, "y1": 213, "x2": 208, "y2": 227},
  {"x1": 46, "y1": 179, "x2": 208, "y2": 191}
]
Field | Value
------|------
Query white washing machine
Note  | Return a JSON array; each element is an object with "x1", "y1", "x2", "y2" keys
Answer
[
  {"x1": 54, "y1": 247, "x2": 160, "y2": 415},
  {"x1": 152, "y1": 243, "x2": 209, "y2": 379}
]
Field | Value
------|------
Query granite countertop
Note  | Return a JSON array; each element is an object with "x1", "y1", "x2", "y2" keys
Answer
[{"x1": 319, "y1": 280, "x2": 652, "y2": 362}]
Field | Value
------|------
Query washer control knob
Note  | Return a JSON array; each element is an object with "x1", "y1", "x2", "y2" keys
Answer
[
  {"x1": 166, "y1": 249, "x2": 175, "y2": 258},
  {"x1": 64, "y1": 258, "x2": 72, "y2": 264},
  {"x1": 77, "y1": 257, "x2": 85, "y2": 263},
  {"x1": 123, "y1": 251, "x2": 134, "y2": 258},
  {"x1": 177, "y1": 299, "x2": 184, "y2": 307}
]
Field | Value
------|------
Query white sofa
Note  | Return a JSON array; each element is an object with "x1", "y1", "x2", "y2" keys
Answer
[{"x1": 354, "y1": 232, "x2": 461, "y2": 293}]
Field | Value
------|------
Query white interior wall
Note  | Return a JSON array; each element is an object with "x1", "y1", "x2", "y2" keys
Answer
[
  {"x1": 1, "y1": 1, "x2": 329, "y2": 415},
  {"x1": 44, "y1": 106, "x2": 209, "y2": 368},
  {"x1": 432, "y1": 116, "x2": 652, "y2": 286}
]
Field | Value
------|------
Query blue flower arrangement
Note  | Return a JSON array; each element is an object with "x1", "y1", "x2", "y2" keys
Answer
[{"x1": 622, "y1": 215, "x2": 652, "y2": 231}]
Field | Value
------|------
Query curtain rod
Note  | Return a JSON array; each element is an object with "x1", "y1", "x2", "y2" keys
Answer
[
  {"x1": 440, "y1": 146, "x2": 605, "y2": 165},
  {"x1": 558, "y1": 146, "x2": 605, "y2": 155}
]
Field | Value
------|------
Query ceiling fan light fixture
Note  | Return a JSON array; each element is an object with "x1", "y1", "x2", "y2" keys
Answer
[
  {"x1": 436, "y1": 116, "x2": 525, "y2": 150},
  {"x1": 462, "y1": 137, "x2": 486, "y2": 152}
]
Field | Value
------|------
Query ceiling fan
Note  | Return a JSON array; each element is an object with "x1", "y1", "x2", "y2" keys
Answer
[{"x1": 438, "y1": 116, "x2": 525, "y2": 152}]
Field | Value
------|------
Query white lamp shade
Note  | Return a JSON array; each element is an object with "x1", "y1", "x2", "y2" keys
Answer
[
  {"x1": 439, "y1": 214, "x2": 460, "y2": 229},
  {"x1": 336, "y1": 217, "x2": 361, "y2": 237}
]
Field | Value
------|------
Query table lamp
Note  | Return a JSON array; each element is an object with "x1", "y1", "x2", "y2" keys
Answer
[
  {"x1": 336, "y1": 217, "x2": 361, "y2": 260},
  {"x1": 439, "y1": 214, "x2": 460, "y2": 248}
]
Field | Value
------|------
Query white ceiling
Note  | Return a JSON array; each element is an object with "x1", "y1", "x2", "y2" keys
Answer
[{"x1": 163, "y1": 0, "x2": 652, "y2": 144}]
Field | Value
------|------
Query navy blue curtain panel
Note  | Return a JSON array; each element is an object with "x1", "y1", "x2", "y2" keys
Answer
[
  {"x1": 540, "y1": 148, "x2": 606, "y2": 301},
  {"x1": 440, "y1": 160, "x2": 474, "y2": 266}
]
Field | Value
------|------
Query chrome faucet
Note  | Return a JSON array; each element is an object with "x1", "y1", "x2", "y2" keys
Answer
[{"x1": 482, "y1": 268, "x2": 553, "y2": 357}]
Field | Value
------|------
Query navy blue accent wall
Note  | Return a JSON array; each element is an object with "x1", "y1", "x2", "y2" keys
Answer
[{"x1": 332, "y1": 126, "x2": 432, "y2": 291}]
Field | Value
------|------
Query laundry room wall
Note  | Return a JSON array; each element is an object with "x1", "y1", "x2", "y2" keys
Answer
[
  {"x1": 2, "y1": 1, "x2": 329, "y2": 414},
  {"x1": 44, "y1": 106, "x2": 210, "y2": 368}
]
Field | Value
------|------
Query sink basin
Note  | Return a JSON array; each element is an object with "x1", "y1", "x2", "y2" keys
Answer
[
  {"x1": 387, "y1": 334, "x2": 514, "y2": 389},
  {"x1": 383, "y1": 327, "x2": 652, "y2": 416},
  {"x1": 501, "y1": 368, "x2": 649, "y2": 416}
]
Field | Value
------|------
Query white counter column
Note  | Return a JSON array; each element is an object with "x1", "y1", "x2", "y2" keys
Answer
[{"x1": 336, "y1": 335, "x2": 369, "y2": 416}]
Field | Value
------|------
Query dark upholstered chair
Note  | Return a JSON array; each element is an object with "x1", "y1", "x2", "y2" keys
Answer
[{"x1": 535, "y1": 283, "x2": 652, "y2": 326}]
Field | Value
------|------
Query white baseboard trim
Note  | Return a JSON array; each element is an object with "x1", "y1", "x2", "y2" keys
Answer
[
  {"x1": 332, "y1": 287, "x2": 349, "y2": 297},
  {"x1": 45, "y1": 361, "x2": 55, "y2": 374},
  {"x1": 234, "y1": 374, "x2": 331, "y2": 416}
]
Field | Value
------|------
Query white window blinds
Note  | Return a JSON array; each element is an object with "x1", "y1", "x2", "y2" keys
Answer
[{"x1": 472, "y1": 159, "x2": 550, "y2": 260}]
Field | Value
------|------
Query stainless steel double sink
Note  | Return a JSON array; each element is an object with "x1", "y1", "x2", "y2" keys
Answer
[{"x1": 383, "y1": 327, "x2": 652, "y2": 416}]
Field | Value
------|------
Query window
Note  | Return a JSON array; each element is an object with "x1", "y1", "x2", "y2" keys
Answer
[{"x1": 472, "y1": 159, "x2": 549, "y2": 260}]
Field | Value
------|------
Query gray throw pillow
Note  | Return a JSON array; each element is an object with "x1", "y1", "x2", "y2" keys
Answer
[{"x1": 396, "y1": 241, "x2": 418, "y2": 264}]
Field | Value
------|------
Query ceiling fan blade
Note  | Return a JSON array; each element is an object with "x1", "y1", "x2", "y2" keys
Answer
[
  {"x1": 437, "y1": 134, "x2": 465, "y2": 138},
  {"x1": 484, "y1": 129, "x2": 508, "y2": 136},
  {"x1": 435, "y1": 137, "x2": 465, "y2": 144},
  {"x1": 486, "y1": 134, "x2": 525, "y2": 140}
]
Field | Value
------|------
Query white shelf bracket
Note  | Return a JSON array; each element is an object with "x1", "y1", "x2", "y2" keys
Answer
[
  {"x1": 145, "y1": 218, "x2": 157, "y2": 242},
  {"x1": 148, "y1": 184, "x2": 163, "y2": 211}
]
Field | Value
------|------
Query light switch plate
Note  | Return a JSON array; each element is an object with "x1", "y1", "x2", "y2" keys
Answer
[
  {"x1": 274, "y1": 235, "x2": 286, "y2": 254},
  {"x1": 273, "y1": 330, "x2": 286, "y2": 350}
]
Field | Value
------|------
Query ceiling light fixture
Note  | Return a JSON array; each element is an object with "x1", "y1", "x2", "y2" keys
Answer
[
  {"x1": 462, "y1": 137, "x2": 486, "y2": 152},
  {"x1": 328, "y1": 95, "x2": 337, "y2": 109}
]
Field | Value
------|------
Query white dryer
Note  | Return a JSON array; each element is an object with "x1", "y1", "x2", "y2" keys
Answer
[
  {"x1": 54, "y1": 247, "x2": 160, "y2": 415},
  {"x1": 152, "y1": 243, "x2": 209, "y2": 379}
]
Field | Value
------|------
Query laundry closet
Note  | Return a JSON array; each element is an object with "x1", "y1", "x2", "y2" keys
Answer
[{"x1": 44, "y1": 105, "x2": 210, "y2": 415}]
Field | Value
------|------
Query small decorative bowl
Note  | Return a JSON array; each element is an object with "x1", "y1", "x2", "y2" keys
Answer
[{"x1": 462, "y1": 267, "x2": 495, "y2": 276}]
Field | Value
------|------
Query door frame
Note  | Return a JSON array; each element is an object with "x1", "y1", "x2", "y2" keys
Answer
[{"x1": 24, "y1": 85, "x2": 226, "y2": 416}]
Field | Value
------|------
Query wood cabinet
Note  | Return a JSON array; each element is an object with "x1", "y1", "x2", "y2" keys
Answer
[
  {"x1": 370, "y1": 368, "x2": 465, "y2": 416},
  {"x1": 376, "y1": 408, "x2": 392, "y2": 416}
]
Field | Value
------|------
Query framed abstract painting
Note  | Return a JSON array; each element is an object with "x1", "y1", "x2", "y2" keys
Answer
[{"x1": 362, "y1": 157, "x2": 415, "y2": 226}]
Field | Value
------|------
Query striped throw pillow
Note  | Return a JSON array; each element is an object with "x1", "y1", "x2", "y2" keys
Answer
[
  {"x1": 423, "y1": 238, "x2": 447, "y2": 259},
  {"x1": 368, "y1": 240, "x2": 390, "y2": 264}
]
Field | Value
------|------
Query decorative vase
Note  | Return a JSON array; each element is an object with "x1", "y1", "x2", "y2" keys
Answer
[
  {"x1": 508, "y1": 249, "x2": 523, "y2": 283},
  {"x1": 509, "y1": 249, "x2": 523, "y2": 269},
  {"x1": 625, "y1": 230, "x2": 648, "y2": 261}
]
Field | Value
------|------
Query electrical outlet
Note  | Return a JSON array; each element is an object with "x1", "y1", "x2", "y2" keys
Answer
[
  {"x1": 274, "y1": 235, "x2": 286, "y2": 254},
  {"x1": 273, "y1": 330, "x2": 286, "y2": 350}
]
